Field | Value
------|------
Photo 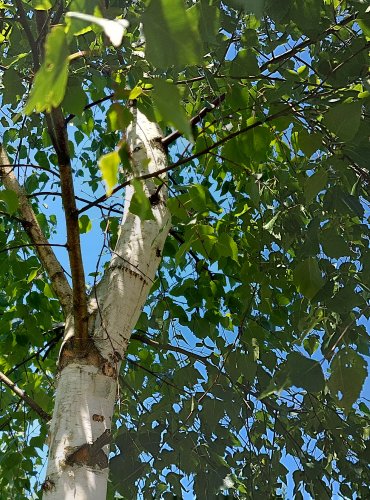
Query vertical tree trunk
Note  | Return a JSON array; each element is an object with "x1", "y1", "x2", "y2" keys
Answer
[{"x1": 43, "y1": 109, "x2": 171, "y2": 499}]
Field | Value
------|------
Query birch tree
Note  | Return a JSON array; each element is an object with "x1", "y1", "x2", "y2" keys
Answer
[{"x1": 0, "y1": 0, "x2": 369, "y2": 499}]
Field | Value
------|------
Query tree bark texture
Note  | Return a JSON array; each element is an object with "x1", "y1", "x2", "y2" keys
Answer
[{"x1": 43, "y1": 109, "x2": 171, "y2": 499}]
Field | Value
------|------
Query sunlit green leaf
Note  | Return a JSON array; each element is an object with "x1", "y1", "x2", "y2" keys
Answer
[
  {"x1": 0, "y1": 189, "x2": 19, "y2": 214},
  {"x1": 78, "y1": 215, "x2": 92, "y2": 234},
  {"x1": 152, "y1": 79, "x2": 192, "y2": 139},
  {"x1": 25, "y1": 26, "x2": 69, "y2": 114},
  {"x1": 98, "y1": 150, "x2": 120, "y2": 196},
  {"x1": 142, "y1": 0, "x2": 203, "y2": 68}
]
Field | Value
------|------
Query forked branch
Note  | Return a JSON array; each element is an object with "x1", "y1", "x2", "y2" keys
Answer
[{"x1": 0, "y1": 145, "x2": 73, "y2": 315}]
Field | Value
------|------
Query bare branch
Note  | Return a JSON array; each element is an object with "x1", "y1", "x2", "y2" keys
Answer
[
  {"x1": 260, "y1": 12, "x2": 357, "y2": 72},
  {"x1": 131, "y1": 333, "x2": 209, "y2": 363},
  {"x1": 0, "y1": 145, "x2": 73, "y2": 315},
  {"x1": 65, "y1": 93, "x2": 115, "y2": 125},
  {"x1": 0, "y1": 242, "x2": 67, "y2": 254},
  {"x1": 13, "y1": 0, "x2": 40, "y2": 68},
  {"x1": 45, "y1": 108, "x2": 89, "y2": 354},
  {"x1": 0, "y1": 370, "x2": 51, "y2": 421},
  {"x1": 162, "y1": 94, "x2": 226, "y2": 148}
]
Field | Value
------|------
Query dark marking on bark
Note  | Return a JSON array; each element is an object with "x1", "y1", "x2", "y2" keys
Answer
[
  {"x1": 41, "y1": 477, "x2": 56, "y2": 492},
  {"x1": 101, "y1": 361, "x2": 116, "y2": 378},
  {"x1": 156, "y1": 248, "x2": 161, "y2": 257},
  {"x1": 113, "y1": 350, "x2": 123, "y2": 362},
  {"x1": 149, "y1": 190, "x2": 161, "y2": 206},
  {"x1": 150, "y1": 137, "x2": 164, "y2": 151},
  {"x1": 59, "y1": 337, "x2": 105, "y2": 371},
  {"x1": 92, "y1": 414, "x2": 105, "y2": 422},
  {"x1": 109, "y1": 263, "x2": 149, "y2": 285},
  {"x1": 65, "y1": 429, "x2": 111, "y2": 469}
]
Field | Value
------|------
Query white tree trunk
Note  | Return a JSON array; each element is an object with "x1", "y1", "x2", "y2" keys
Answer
[{"x1": 43, "y1": 109, "x2": 171, "y2": 499}]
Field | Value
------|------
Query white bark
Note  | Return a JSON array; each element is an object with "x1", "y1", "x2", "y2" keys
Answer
[{"x1": 43, "y1": 109, "x2": 171, "y2": 499}]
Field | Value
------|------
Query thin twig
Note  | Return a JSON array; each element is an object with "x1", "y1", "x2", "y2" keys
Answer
[
  {"x1": 46, "y1": 108, "x2": 89, "y2": 353},
  {"x1": 0, "y1": 371, "x2": 51, "y2": 421},
  {"x1": 131, "y1": 333, "x2": 209, "y2": 363},
  {"x1": 13, "y1": 0, "x2": 39, "y2": 68}
]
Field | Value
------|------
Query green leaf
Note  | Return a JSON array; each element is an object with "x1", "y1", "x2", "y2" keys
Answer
[
  {"x1": 216, "y1": 233, "x2": 239, "y2": 262},
  {"x1": 78, "y1": 215, "x2": 92, "y2": 234},
  {"x1": 129, "y1": 86, "x2": 144, "y2": 100},
  {"x1": 243, "y1": 0, "x2": 266, "y2": 17},
  {"x1": 2, "y1": 69, "x2": 26, "y2": 106},
  {"x1": 323, "y1": 101, "x2": 362, "y2": 142},
  {"x1": 152, "y1": 80, "x2": 192, "y2": 139},
  {"x1": 320, "y1": 228, "x2": 349, "y2": 259},
  {"x1": 298, "y1": 130, "x2": 323, "y2": 157},
  {"x1": 188, "y1": 184, "x2": 218, "y2": 213},
  {"x1": 27, "y1": 268, "x2": 40, "y2": 284},
  {"x1": 107, "y1": 104, "x2": 133, "y2": 131},
  {"x1": 62, "y1": 79, "x2": 88, "y2": 116},
  {"x1": 284, "y1": 352, "x2": 325, "y2": 393},
  {"x1": 293, "y1": 257, "x2": 325, "y2": 299},
  {"x1": 304, "y1": 170, "x2": 328, "y2": 203},
  {"x1": 43, "y1": 282, "x2": 54, "y2": 298},
  {"x1": 98, "y1": 150, "x2": 120, "y2": 196},
  {"x1": 244, "y1": 121, "x2": 271, "y2": 161},
  {"x1": 25, "y1": 26, "x2": 69, "y2": 114},
  {"x1": 230, "y1": 49, "x2": 259, "y2": 76},
  {"x1": 30, "y1": 0, "x2": 52, "y2": 9},
  {"x1": 0, "y1": 189, "x2": 19, "y2": 214},
  {"x1": 291, "y1": 0, "x2": 322, "y2": 37},
  {"x1": 328, "y1": 349, "x2": 367, "y2": 413},
  {"x1": 142, "y1": 0, "x2": 203, "y2": 68},
  {"x1": 129, "y1": 179, "x2": 155, "y2": 221}
]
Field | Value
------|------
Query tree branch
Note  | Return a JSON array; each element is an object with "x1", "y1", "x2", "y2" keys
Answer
[
  {"x1": 13, "y1": 0, "x2": 40, "y2": 68},
  {"x1": 260, "y1": 12, "x2": 357, "y2": 72},
  {"x1": 65, "y1": 93, "x2": 115, "y2": 125},
  {"x1": 0, "y1": 145, "x2": 73, "y2": 315},
  {"x1": 162, "y1": 94, "x2": 226, "y2": 148},
  {"x1": 0, "y1": 371, "x2": 51, "y2": 421},
  {"x1": 131, "y1": 333, "x2": 209, "y2": 363},
  {"x1": 46, "y1": 108, "x2": 89, "y2": 354}
]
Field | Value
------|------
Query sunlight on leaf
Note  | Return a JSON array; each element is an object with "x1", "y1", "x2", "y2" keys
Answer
[
  {"x1": 98, "y1": 150, "x2": 120, "y2": 196},
  {"x1": 24, "y1": 26, "x2": 69, "y2": 114},
  {"x1": 66, "y1": 12, "x2": 129, "y2": 47}
]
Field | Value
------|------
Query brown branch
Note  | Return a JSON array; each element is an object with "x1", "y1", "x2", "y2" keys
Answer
[
  {"x1": 131, "y1": 333, "x2": 209, "y2": 363},
  {"x1": 162, "y1": 94, "x2": 226, "y2": 148},
  {"x1": 13, "y1": 0, "x2": 40, "y2": 68},
  {"x1": 65, "y1": 93, "x2": 115, "y2": 125},
  {"x1": 260, "y1": 12, "x2": 357, "y2": 72},
  {"x1": 0, "y1": 145, "x2": 73, "y2": 314},
  {"x1": 0, "y1": 242, "x2": 67, "y2": 254},
  {"x1": 0, "y1": 371, "x2": 51, "y2": 421},
  {"x1": 1, "y1": 162, "x2": 59, "y2": 177},
  {"x1": 46, "y1": 108, "x2": 89, "y2": 354}
]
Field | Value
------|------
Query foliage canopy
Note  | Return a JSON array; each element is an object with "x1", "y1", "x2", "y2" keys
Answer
[{"x1": 0, "y1": 0, "x2": 369, "y2": 498}]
